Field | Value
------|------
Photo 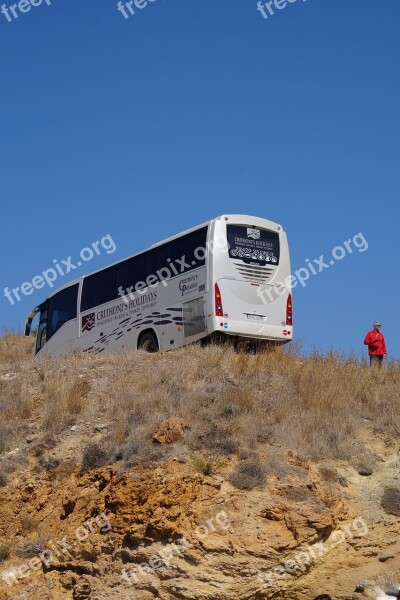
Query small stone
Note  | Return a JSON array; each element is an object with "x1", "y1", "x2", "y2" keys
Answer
[
  {"x1": 386, "y1": 585, "x2": 400, "y2": 595},
  {"x1": 71, "y1": 426, "x2": 78, "y2": 432},
  {"x1": 173, "y1": 455, "x2": 186, "y2": 464},
  {"x1": 93, "y1": 423, "x2": 108, "y2": 432},
  {"x1": 358, "y1": 465, "x2": 373, "y2": 476},
  {"x1": 2, "y1": 372, "x2": 16, "y2": 381},
  {"x1": 355, "y1": 580, "x2": 368, "y2": 592},
  {"x1": 6, "y1": 448, "x2": 20, "y2": 458},
  {"x1": 378, "y1": 553, "x2": 394, "y2": 562},
  {"x1": 26, "y1": 435, "x2": 38, "y2": 444}
]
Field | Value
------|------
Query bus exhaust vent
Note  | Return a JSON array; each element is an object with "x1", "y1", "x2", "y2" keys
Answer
[{"x1": 233, "y1": 262, "x2": 276, "y2": 283}]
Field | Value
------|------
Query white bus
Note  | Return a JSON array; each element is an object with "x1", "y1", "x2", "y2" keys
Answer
[{"x1": 25, "y1": 215, "x2": 293, "y2": 356}]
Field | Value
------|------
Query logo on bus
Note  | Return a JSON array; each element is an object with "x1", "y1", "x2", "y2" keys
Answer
[
  {"x1": 247, "y1": 228, "x2": 260, "y2": 240},
  {"x1": 82, "y1": 312, "x2": 96, "y2": 332},
  {"x1": 179, "y1": 274, "x2": 198, "y2": 296}
]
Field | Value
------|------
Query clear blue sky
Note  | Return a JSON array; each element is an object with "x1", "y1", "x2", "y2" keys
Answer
[{"x1": 1, "y1": 0, "x2": 399, "y2": 359}]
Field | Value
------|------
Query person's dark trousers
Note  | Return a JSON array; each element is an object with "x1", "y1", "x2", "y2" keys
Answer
[{"x1": 370, "y1": 354, "x2": 384, "y2": 367}]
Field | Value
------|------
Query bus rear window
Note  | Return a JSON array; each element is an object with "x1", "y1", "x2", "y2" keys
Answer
[{"x1": 226, "y1": 225, "x2": 280, "y2": 266}]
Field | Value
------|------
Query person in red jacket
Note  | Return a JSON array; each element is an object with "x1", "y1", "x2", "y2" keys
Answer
[{"x1": 364, "y1": 321, "x2": 387, "y2": 366}]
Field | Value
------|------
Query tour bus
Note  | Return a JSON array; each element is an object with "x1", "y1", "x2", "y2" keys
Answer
[{"x1": 25, "y1": 215, "x2": 293, "y2": 356}]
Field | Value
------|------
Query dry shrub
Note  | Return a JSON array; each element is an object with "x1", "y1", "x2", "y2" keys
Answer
[
  {"x1": 319, "y1": 465, "x2": 339, "y2": 483},
  {"x1": 263, "y1": 448, "x2": 294, "y2": 479},
  {"x1": 15, "y1": 537, "x2": 47, "y2": 558},
  {"x1": 116, "y1": 435, "x2": 170, "y2": 469},
  {"x1": 0, "y1": 427, "x2": 9, "y2": 454},
  {"x1": 81, "y1": 443, "x2": 111, "y2": 472},
  {"x1": 229, "y1": 460, "x2": 265, "y2": 489},
  {"x1": 381, "y1": 487, "x2": 400, "y2": 516},
  {"x1": 0, "y1": 544, "x2": 10, "y2": 562},
  {"x1": 0, "y1": 470, "x2": 8, "y2": 487},
  {"x1": 189, "y1": 423, "x2": 239, "y2": 455},
  {"x1": 37, "y1": 456, "x2": 60, "y2": 471}
]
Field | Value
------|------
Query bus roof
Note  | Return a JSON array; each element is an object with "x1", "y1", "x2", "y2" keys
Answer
[{"x1": 40, "y1": 214, "x2": 283, "y2": 301}]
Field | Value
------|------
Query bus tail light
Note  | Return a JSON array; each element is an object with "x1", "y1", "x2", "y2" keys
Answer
[
  {"x1": 215, "y1": 283, "x2": 223, "y2": 317},
  {"x1": 286, "y1": 293, "x2": 293, "y2": 326}
]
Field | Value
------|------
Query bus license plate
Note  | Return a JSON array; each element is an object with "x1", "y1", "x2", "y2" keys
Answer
[{"x1": 246, "y1": 314, "x2": 266, "y2": 322}]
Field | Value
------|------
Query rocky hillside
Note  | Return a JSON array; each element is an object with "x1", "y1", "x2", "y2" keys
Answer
[{"x1": 0, "y1": 335, "x2": 399, "y2": 600}]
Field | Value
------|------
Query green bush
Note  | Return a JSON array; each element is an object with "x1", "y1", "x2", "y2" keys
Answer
[{"x1": 189, "y1": 452, "x2": 224, "y2": 476}]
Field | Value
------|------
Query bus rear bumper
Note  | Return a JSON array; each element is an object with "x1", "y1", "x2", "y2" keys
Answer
[{"x1": 209, "y1": 318, "x2": 293, "y2": 342}]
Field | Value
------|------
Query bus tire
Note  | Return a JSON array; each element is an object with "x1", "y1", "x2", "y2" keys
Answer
[{"x1": 138, "y1": 331, "x2": 159, "y2": 353}]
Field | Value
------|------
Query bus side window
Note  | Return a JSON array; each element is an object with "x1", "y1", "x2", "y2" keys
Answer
[{"x1": 81, "y1": 267, "x2": 116, "y2": 312}]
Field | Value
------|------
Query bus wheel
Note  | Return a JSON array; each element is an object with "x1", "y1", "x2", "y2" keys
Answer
[{"x1": 138, "y1": 332, "x2": 159, "y2": 353}]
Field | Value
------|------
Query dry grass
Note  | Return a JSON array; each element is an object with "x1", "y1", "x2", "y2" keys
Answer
[
  {"x1": 1, "y1": 335, "x2": 399, "y2": 472},
  {"x1": 0, "y1": 333, "x2": 33, "y2": 366},
  {"x1": 189, "y1": 452, "x2": 225, "y2": 476},
  {"x1": 41, "y1": 376, "x2": 90, "y2": 441}
]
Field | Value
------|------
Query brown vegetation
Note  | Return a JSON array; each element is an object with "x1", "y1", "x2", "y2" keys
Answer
[
  {"x1": 0, "y1": 334, "x2": 399, "y2": 474},
  {"x1": 0, "y1": 333, "x2": 33, "y2": 367},
  {"x1": 0, "y1": 335, "x2": 400, "y2": 600}
]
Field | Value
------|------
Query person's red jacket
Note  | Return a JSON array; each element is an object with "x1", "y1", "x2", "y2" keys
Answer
[{"x1": 364, "y1": 331, "x2": 387, "y2": 355}]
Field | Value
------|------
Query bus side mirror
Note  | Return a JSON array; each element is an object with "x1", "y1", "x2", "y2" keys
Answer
[
  {"x1": 25, "y1": 305, "x2": 44, "y2": 338},
  {"x1": 24, "y1": 318, "x2": 32, "y2": 337}
]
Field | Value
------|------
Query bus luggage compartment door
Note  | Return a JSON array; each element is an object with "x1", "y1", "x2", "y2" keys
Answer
[{"x1": 182, "y1": 296, "x2": 206, "y2": 340}]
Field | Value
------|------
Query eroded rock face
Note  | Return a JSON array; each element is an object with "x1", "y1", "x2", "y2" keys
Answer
[
  {"x1": 72, "y1": 580, "x2": 91, "y2": 599},
  {"x1": 1, "y1": 448, "x2": 400, "y2": 600}
]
